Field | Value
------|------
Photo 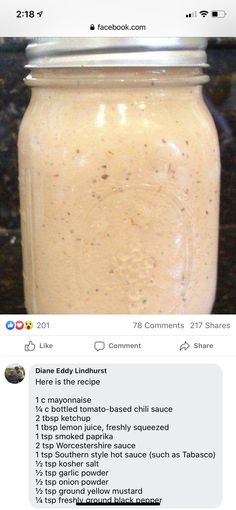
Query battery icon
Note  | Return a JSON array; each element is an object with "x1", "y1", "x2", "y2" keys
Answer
[{"x1": 211, "y1": 10, "x2": 227, "y2": 17}]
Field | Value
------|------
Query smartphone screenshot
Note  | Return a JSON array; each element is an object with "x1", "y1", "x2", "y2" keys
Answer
[{"x1": 0, "y1": 1, "x2": 235, "y2": 508}]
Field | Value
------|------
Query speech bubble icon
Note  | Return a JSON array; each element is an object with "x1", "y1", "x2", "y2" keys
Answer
[{"x1": 94, "y1": 341, "x2": 105, "y2": 351}]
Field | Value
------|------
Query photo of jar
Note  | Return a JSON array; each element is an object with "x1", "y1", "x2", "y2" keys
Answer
[{"x1": 0, "y1": 37, "x2": 235, "y2": 314}]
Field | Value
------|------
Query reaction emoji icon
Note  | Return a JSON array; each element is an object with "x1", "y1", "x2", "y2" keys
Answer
[
  {"x1": 6, "y1": 320, "x2": 15, "y2": 330},
  {"x1": 16, "y1": 320, "x2": 24, "y2": 330},
  {"x1": 25, "y1": 320, "x2": 33, "y2": 330}
]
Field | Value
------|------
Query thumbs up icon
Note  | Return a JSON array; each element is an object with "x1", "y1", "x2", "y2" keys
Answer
[{"x1": 24, "y1": 341, "x2": 36, "y2": 352}]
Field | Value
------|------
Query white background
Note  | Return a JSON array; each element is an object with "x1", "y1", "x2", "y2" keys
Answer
[
  {"x1": 0, "y1": 0, "x2": 235, "y2": 36},
  {"x1": 0, "y1": 316, "x2": 236, "y2": 509}
]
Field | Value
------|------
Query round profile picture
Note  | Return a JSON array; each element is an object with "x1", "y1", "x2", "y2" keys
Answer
[{"x1": 4, "y1": 364, "x2": 25, "y2": 384}]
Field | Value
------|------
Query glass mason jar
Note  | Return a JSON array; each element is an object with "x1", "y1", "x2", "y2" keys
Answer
[{"x1": 18, "y1": 38, "x2": 220, "y2": 314}]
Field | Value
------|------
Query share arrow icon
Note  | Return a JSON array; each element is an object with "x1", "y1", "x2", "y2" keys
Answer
[{"x1": 179, "y1": 341, "x2": 190, "y2": 351}]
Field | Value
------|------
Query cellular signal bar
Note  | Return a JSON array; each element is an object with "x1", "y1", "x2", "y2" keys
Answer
[{"x1": 186, "y1": 11, "x2": 197, "y2": 18}]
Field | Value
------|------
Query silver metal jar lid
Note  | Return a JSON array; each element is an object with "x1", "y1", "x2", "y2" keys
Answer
[{"x1": 26, "y1": 37, "x2": 208, "y2": 68}]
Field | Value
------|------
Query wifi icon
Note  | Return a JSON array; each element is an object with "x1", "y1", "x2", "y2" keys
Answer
[{"x1": 199, "y1": 10, "x2": 209, "y2": 17}]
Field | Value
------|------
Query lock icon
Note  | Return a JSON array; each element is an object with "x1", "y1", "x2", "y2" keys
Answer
[{"x1": 90, "y1": 24, "x2": 95, "y2": 30}]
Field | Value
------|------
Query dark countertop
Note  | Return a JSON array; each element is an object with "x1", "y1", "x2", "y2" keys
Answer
[{"x1": 0, "y1": 38, "x2": 236, "y2": 314}]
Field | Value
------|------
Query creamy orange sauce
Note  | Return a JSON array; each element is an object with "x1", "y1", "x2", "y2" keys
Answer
[{"x1": 18, "y1": 69, "x2": 220, "y2": 313}]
